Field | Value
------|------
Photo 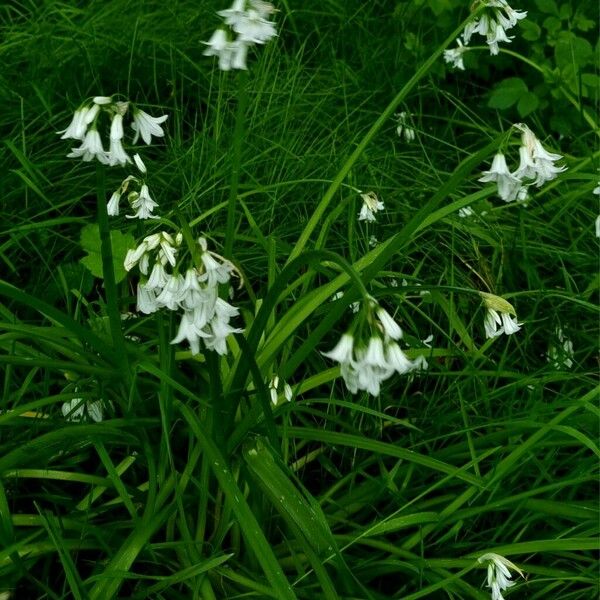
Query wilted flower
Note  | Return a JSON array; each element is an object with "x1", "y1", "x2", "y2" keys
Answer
[
  {"x1": 358, "y1": 191, "x2": 384, "y2": 222},
  {"x1": 67, "y1": 128, "x2": 108, "y2": 164},
  {"x1": 514, "y1": 124, "x2": 566, "y2": 187},
  {"x1": 480, "y1": 292, "x2": 522, "y2": 338}
]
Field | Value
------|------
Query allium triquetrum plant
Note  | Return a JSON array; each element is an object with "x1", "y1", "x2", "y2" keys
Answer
[{"x1": 0, "y1": 0, "x2": 597, "y2": 598}]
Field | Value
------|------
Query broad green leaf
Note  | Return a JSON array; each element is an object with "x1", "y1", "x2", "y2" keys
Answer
[
  {"x1": 535, "y1": 0, "x2": 559, "y2": 15},
  {"x1": 488, "y1": 78, "x2": 528, "y2": 110},
  {"x1": 80, "y1": 224, "x2": 134, "y2": 283},
  {"x1": 517, "y1": 91, "x2": 540, "y2": 117},
  {"x1": 555, "y1": 35, "x2": 593, "y2": 70},
  {"x1": 519, "y1": 20, "x2": 541, "y2": 41},
  {"x1": 177, "y1": 402, "x2": 298, "y2": 600}
]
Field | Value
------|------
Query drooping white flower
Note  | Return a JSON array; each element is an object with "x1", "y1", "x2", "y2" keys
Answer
[
  {"x1": 458, "y1": 206, "x2": 474, "y2": 217},
  {"x1": 322, "y1": 333, "x2": 355, "y2": 365},
  {"x1": 515, "y1": 124, "x2": 567, "y2": 187},
  {"x1": 131, "y1": 108, "x2": 168, "y2": 145},
  {"x1": 137, "y1": 282, "x2": 160, "y2": 314},
  {"x1": 67, "y1": 128, "x2": 109, "y2": 164},
  {"x1": 395, "y1": 111, "x2": 416, "y2": 142},
  {"x1": 59, "y1": 106, "x2": 90, "y2": 140},
  {"x1": 231, "y1": 7, "x2": 277, "y2": 44},
  {"x1": 155, "y1": 273, "x2": 185, "y2": 311},
  {"x1": 481, "y1": 292, "x2": 522, "y2": 339},
  {"x1": 444, "y1": 38, "x2": 467, "y2": 70},
  {"x1": 110, "y1": 113, "x2": 124, "y2": 141},
  {"x1": 171, "y1": 310, "x2": 208, "y2": 355},
  {"x1": 126, "y1": 183, "x2": 159, "y2": 219},
  {"x1": 133, "y1": 153, "x2": 147, "y2": 174},
  {"x1": 385, "y1": 341, "x2": 414, "y2": 374},
  {"x1": 107, "y1": 190, "x2": 121, "y2": 216},
  {"x1": 479, "y1": 153, "x2": 521, "y2": 202},
  {"x1": 461, "y1": 1, "x2": 526, "y2": 55},
  {"x1": 412, "y1": 354, "x2": 429, "y2": 371},
  {"x1": 484, "y1": 308, "x2": 521, "y2": 338},
  {"x1": 107, "y1": 137, "x2": 131, "y2": 167},
  {"x1": 217, "y1": 0, "x2": 246, "y2": 24},
  {"x1": 218, "y1": 0, "x2": 277, "y2": 44},
  {"x1": 513, "y1": 145, "x2": 537, "y2": 180},
  {"x1": 358, "y1": 191, "x2": 384, "y2": 222},
  {"x1": 61, "y1": 398, "x2": 104, "y2": 423},
  {"x1": 268, "y1": 376, "x2": 293, "y2": 405},
  {"x1": 204, "y1": 309, "x2": 243, "y2": 355},
  {"x1": 146, "y1": 261, "x2": 170, "y2": 291},
  {"x1": 596, "y1": 215, "x2": 600, "y2": 238},
  {"x1": 478, "y1": 552, "x2": 523, "y2": 600},
  {"x1": 376, "y1": 307, "x2": 403, "y2": 340}
]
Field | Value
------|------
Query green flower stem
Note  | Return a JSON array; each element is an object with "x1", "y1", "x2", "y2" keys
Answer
[
  {"x1": 285, "y1": 9, "x2": 483, "y2": 265},
  {"x1": 224, "y1": 70, "x2": 248, "y2": 259},
  {"x1": 96, "y1": 164, "x2": 129, "y2": 377}
]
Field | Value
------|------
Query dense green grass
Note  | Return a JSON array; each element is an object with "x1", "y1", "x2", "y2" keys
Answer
[{"x1": 0, "y1": 1, "x2": 598, "y2": 598}]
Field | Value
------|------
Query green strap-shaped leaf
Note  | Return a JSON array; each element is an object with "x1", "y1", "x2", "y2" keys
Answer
[{"x1": 177, "y1": 401, "x2": 298, "y2": 600}]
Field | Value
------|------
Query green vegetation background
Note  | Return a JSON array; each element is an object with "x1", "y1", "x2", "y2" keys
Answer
[{"x1": 0, "y1": 0, "x2": 598, "y2": 598}]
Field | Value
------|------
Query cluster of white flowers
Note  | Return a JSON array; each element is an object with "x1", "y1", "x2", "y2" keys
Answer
[
  {"x1": 125, "y1": 234, "x2": 242, "y2": 355},
  {"x1": 203, "y1": 0, "x2": 277, "y2": 71},
  {"x1": 478, "y1": 552, "x2": 523, "y2": 600},
  {"x1": 547, "y1": 327, "x2": 574, "y2": 370},
  {"x1": 268, "y1": 376, "x2": 293, "y2": 406},
  {"x1": 445, "y1": 0, "x2": 527, "y2": 68},
  {"x1": 322, "y1": 299, "x2": 426, "y2": 396},
  {"x1": 59, "y1": 95, "x2": 168, "y2": 166},
  {"x1": 480, "y1": 292, "x2": 522, "y2": 339},
  {"x1": 479, "y1": 124, "x2": 567, "y2": 203},
  {"x1": 395, "y1": 111, "x2": 416, "y2": 142},
  {"x1": 358, "y1": 191, "x2": 385, "y2": 222}
]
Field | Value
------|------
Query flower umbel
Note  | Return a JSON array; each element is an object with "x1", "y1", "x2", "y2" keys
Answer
[
  {"x1": 59, "y1": 96, "x2": 168, "y2": 165},
  {"x1": 204, "y1": 0, "x2": 277, "y2": 71},
  {"x1": 478, "y1": 552, "x2": 524, "y2": 600}
]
